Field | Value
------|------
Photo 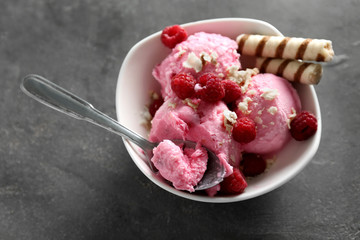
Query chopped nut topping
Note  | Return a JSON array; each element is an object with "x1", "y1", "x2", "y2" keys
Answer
[
  {"x1": 247, "y1": 89, "x2": 257, "y2": 96},
  {"x1": 183, "y1": 52, "x2": 203, "y2": 72},
  {"x1": 267, "y1": 106, "x2": 278, "y2": 115},
  {"x1": 200, "y1": 51, "x2": 211, "y2": 63},
  {"x1": 287, "y1": 107, "x2": 297, "y2": 129},
  {"x1": 176, "y1": 48, "x2": 186, "y2": 58},
  {"x1": 226, "y1": 67, "x2": 259, "y2": 93},
  {"x1": 261, "y1": 88, "x2": 278, "y2": 100},
  {"x1": 168, "y1": 102, "x2": 176, "y2": 109},
  {"x1": 183, "y1": 98, "x2": 199, "y2": 110},
  {"x1": 223, "y1": 109, "x2": 237, "y2": 134},
  {"x1": 237, "y1": 97, "x2": 253, "y2": 115},
  {"x1": 254, "y1": 116, "x2": 263, "y2": 124},
  {"x1": 258, "y1": 107, "x2": 265, "y2": 115}
]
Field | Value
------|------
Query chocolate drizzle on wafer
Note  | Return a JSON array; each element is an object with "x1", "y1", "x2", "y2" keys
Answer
[
  {"x1": 295, "y1": 39, "x2": 311, "y2": 59},
  {"x1": 275, "y1": 37, "x2": 290, "y2": 58},
  {"x1": 294, "y1": 62, "x2": 311, "y2": 82},
  {"x1": 256, "y1": 36, "x2": 270, "y2": 56},
  {"x1": 277, "y1": 59, "x2": 291, "y2": 76},
  {"x1": 316, "y1": 53, "x2": 325, "y2": 62},
  {"x1": 259, "y1": 58, "x2": 272, "y2": 72},
  {"x1": 237, "y1": 34, "x2": 249, "y2": 53}
]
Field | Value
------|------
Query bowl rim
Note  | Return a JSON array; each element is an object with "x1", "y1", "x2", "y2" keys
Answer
[{"x1": 115, "y1": 18, "x2": 322, "y2": 203}]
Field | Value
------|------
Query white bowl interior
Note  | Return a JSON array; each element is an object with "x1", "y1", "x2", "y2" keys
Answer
[{"x1": 115, "y1": 18, "x2": 321, "y2": 203}]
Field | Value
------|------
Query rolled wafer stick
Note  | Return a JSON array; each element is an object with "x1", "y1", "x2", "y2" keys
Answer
[
  {"x1": 237, "y1": 34, "x2": 334, "y2": 62},
  {"x1": 255, "y1": 57, "x2": 323, "y2": 84}
]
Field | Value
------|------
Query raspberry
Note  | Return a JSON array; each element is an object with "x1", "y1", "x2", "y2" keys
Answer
[
  {"x1": 161, "y1": 25, "x2": 187, "y2": 48},
  {"x1": 222, "y1": 79, "x2": 242, "y2": 103},
  {"x1": 149, "y1": 97, "x2": 164, "y2": 117},
  {"x1": 241, "y1": 153, "x2": 266, "y2": 177},
  {"x1": 220, "y1": 168, "x2": 247, "y2": 194},
  {"x1": 232, "y1": 117, "x2": 256, "y2": 143},
  {"x1": 290, "y1": 111, "x2": 318, "y2": 141},
  {"x1": 198, "y1": 73, "x2": 225, "y2": 102},
  {"x1": 171, "y1": 73, "x2": 196, "y2": 99},
  {"x1": 198, "y1": 73, "x2": 217, "y2": 85}
]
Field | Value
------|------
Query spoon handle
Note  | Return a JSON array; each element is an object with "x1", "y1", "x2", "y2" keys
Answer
[{"x1": 21, "y1": 74, "x2": 155, "y2": 151}]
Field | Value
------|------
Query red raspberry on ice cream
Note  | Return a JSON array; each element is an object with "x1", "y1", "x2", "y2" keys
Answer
[
  {"x1": 161, "y1": 25, "x2": 187, "y2": 48},
  {"x1": 290, "y1": 111, "x2": 318, "y2": 141},
  {"x1": 197, "y1": 73, "x2": 225, "y2": 102},
  {"x1": 222, "y1": 79, "x2": 242, "y2": 103},
  {"x1": 232, "y1": 117, "x2": 257, "y2": 144},
  {"x1": 149, "y1": 97, "x2": 164, "y2": 117},
  {"x1": 220, "y1": 168, "x2": 247, "y2": 194},
  {"x1": 241, "y1": 153, "x2": 267, "y2": 177},
  {"x1": 171, "y1": 73, "x2": 196, "y2": 99}
]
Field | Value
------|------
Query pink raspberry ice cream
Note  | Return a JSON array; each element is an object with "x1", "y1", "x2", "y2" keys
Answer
[
  {"x1": 236, "y1": 73, "x2": 301, "y2": 155},
  {"x1": 152, "y1": 140, "x2": 208, "y2": 192},
  {"x1": 153, "y1": 32, "x2": 240, "y2": 99},
  {"x1": 150, "y1": 98, "x2": 241, "y2": 179},
  {"x1": 148, "y1": 29, "x2": 302, "y2": 195}
]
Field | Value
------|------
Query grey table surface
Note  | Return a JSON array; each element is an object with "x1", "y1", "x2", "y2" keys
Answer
[{"x1": 1, "y1": 0, "x2": 359, "y2": 239}]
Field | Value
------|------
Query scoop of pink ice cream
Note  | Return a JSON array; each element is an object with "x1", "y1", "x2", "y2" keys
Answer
[
  {"x1": 152, "y1": 32, "x2": 240, "y2": 99},
  {"x1": 236, "y1": 73, "x2": 301, "y2": 155},
  {"x1": 151, "y1": 139, "x2": 208, "y2": 192},
  {"x1": 149, "y1": 98, "x2": 241, "y2": 178},
  {"x1": 186, "y1": 101, "x2": 241, "y2": 174},
  {"x1": 149, "y1": 98, "x2": 199, "y2": 142}
]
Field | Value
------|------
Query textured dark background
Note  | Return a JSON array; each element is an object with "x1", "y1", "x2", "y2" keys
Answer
[{"x1": 1, "y1": 0, "x2": 359, "y2": 239}]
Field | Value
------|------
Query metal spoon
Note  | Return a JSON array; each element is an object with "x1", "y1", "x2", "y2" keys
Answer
[{"x1": 20, "y1": 74, "x2": 225, "y2": 191}]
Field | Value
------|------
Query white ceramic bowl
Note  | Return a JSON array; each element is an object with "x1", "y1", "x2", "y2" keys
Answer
[{"x1": 115, "y1": 18, "x2": 321, "y2": 203}]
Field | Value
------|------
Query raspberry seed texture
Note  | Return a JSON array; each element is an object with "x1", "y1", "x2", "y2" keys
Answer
[
  {"x1": 241, "y1": 153, "x2": 267, "y2": 177},
  {"x1": 222, "y1": 79, "x2": 242, "y2": 103},
  {"x1": 171, "y1": 73, "x2": 196, "y2": 99},
  {"x1": 161, "y1": 25, "x2": 187, "y2": 48},
  {"x1": 232, "y1": 117, "x2": 257, "y2": 144},
  {"x1": 290, "y1": 111, "x2": 318, "y2": 141},
  {"x1": 198, "y1": 73, "x2": 225, "y2": 102},
  {"x1": 220, "y1": 168, "x2": 248, "y2": 194}
]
